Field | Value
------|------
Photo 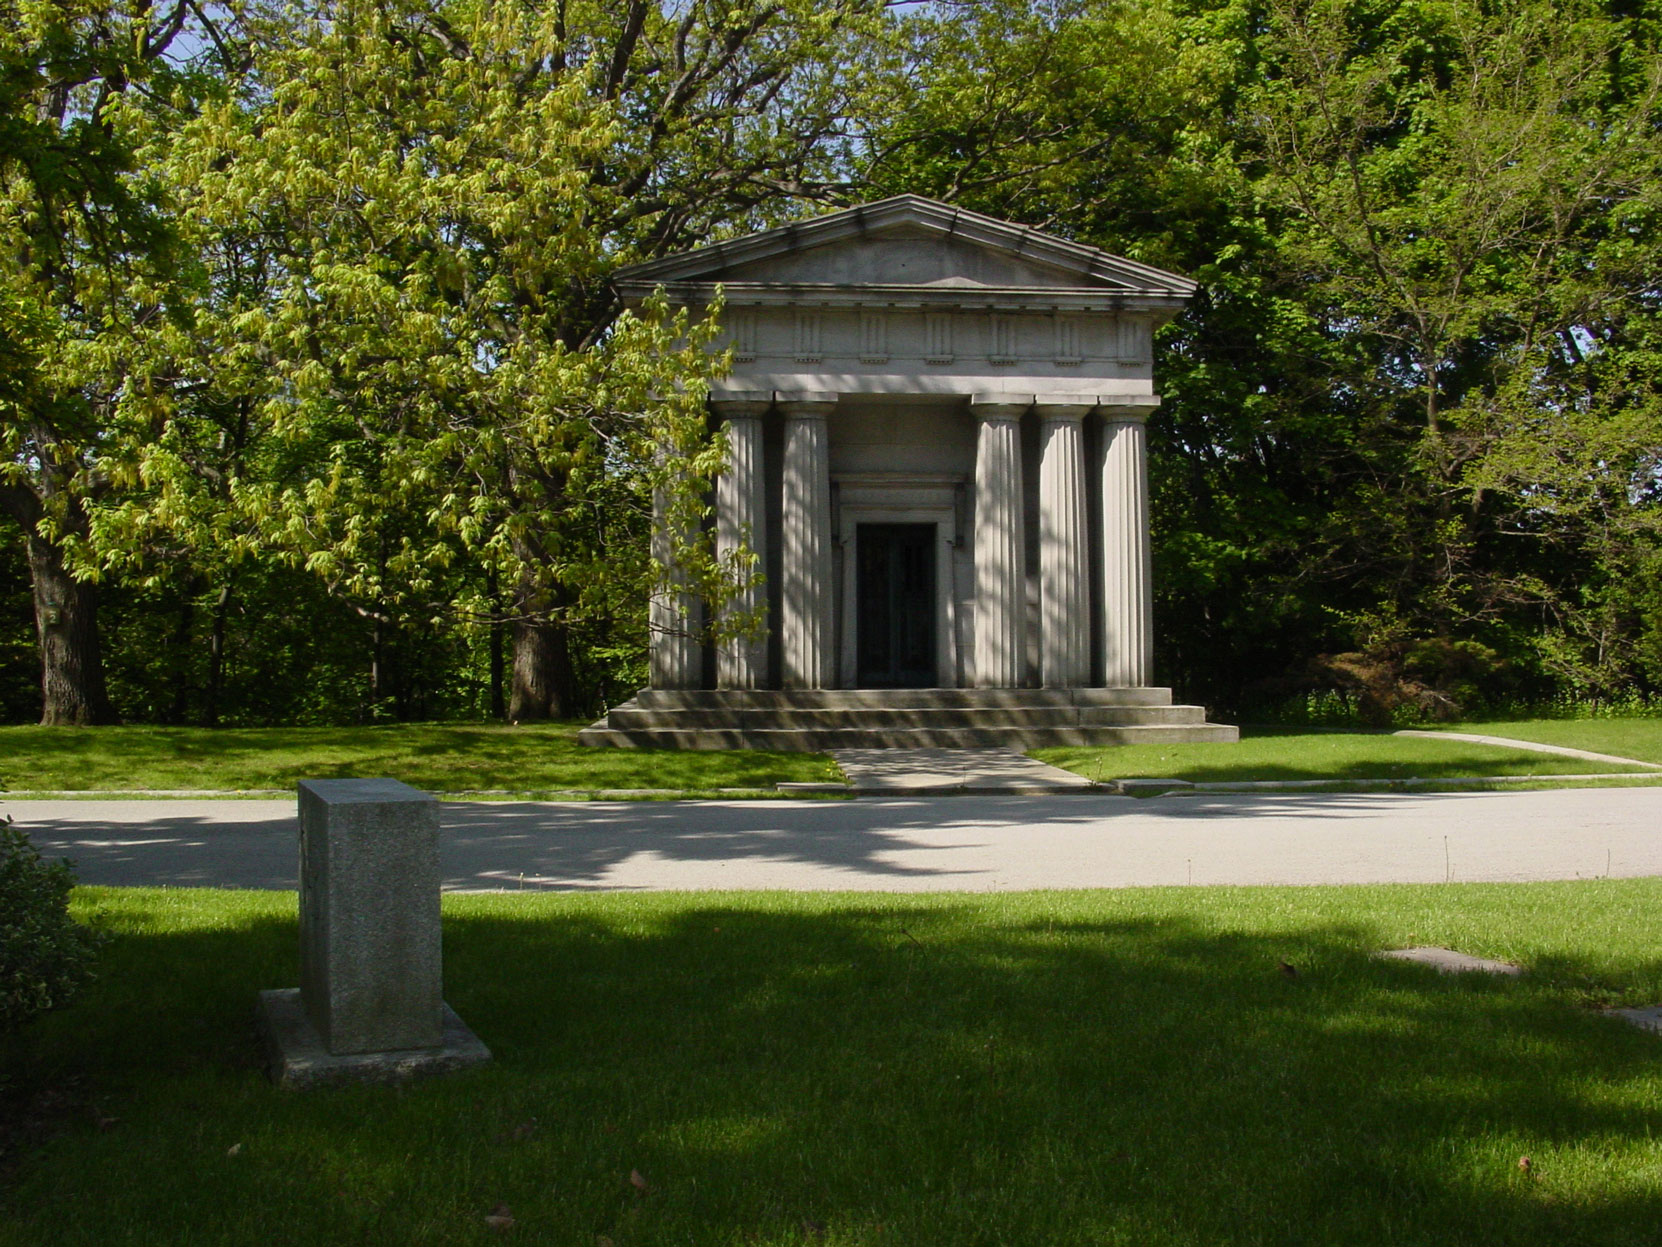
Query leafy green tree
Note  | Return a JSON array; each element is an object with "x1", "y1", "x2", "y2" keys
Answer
[
  {"x1": 0, "y1": 0, "x2": 243, "y2": 724},
  {"x1": 1248, "y1": 0, "x2": 1662, "y2": 687},
  {"x1": 860, "y1": 0, "x2": 1662, "y2": 712},
  {"x1": 99, "y1": 0, "x2": 891, "y2": 720},
  {"x1": 858, "y1": 0, "x2": 1370, "y2": 705}
]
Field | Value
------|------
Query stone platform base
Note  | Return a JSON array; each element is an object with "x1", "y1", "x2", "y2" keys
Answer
[
  {"x1": 580, "y1": 687, "x2": 1238, "y2": 751},
  {"x1": 256, "y1": 989, "x2": 491, "y2": 1089}
]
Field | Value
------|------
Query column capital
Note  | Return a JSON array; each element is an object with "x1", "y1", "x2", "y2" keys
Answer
[
  {"x1": 710, "y1": 397, "x2": 772, "y2": 420},
  {"x1": 969, "y1": 392, "x2": 1031, "y2": 423},
  {"x1": 1033, "y1": 400, "x2": 1093, "y2": 423},
  {"x1": 1096, "y1": 396, "x2": 1161, "y2": 424}
]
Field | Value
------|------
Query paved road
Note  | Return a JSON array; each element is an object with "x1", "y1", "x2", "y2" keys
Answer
[{"x1": 10, "y1": 786, "x2": 1660, "y2": 892}]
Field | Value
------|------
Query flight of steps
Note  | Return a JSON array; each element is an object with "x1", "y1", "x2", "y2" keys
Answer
[{"x1": 579, "y1": 688, "x2": 1239, "y2": 750}]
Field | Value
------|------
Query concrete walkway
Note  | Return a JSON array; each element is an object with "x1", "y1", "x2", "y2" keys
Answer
[
  {"x1": 828, "y1": 748, "x2": 1094, "y2": 794},
  {"x1": 13, "y1": 785, "x2": 1661, "y2": 893},
  {"x1": 1393, "y1": 729, "x2": 1662, "y2": 770}
]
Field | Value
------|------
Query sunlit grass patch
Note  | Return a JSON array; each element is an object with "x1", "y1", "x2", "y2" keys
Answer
[
  {"x1": 1034, "y1": 726, "x2": 1656, "y2": 785},
  {"x1": 0, "y1": 722, "x2": 838, "y2": 795},
  {"x1": 1030, "y1": 728, "x2": 1655, "y2": 784}
]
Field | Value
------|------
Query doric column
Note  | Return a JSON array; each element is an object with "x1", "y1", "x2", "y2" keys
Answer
[
  {"x1": 712, "y1": 398, "x2": 770, "y2": 688},
  {"x1": 1036, "y1": 401, "x2": 1092, "y2": 688},
  {"x1": 971, "y1": 397, "x2": 1028, "y2": 687},
  {"x1": 648, "y1": 475, "x2": 702, "y2": 690},
  {"x1": 779, "y1": 392, "x2": 836, "y2": 689},
  {"x1": 1099, "y1": 407, "x2": 1153, "y2": 686}
]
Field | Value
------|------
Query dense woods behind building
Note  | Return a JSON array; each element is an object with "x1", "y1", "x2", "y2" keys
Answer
[{"x1": 3, "y1": 0, "x2": 1660, "y2": 727}]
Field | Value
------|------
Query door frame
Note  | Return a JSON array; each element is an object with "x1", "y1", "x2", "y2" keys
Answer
[{"x1": 834, "y1": 474, "x2": 960, "y2": 688}]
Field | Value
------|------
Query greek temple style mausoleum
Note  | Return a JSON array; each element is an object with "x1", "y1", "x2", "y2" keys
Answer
[{"x1": 581, "y1": 196, "x2": 1237, "y2": 749}]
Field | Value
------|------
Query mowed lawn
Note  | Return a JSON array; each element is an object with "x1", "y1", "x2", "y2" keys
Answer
[
  {"x1": 0, "y1": 722, "x2": 838, "y2": 794},
  {"x1": 1034, "y1": 725, "x2": 1662, "y2": 784},
  {"x1": 4, "y1": 883, "x2": 1661, "y2": 1246},
  {"x1": 5, "y1": 721, "x2": 1661, "y2": 796}
]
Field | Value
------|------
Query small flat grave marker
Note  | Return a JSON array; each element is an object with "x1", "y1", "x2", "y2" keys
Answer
[
  {"x1": 1375, "y1": 946, "x2": 1523, "y2": 976},
  {"x1": 1604, "y1": 1006, "x2": 1662, "y2": 1036}
]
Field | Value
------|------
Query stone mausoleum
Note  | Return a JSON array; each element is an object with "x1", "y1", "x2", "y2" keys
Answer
[{"x1": 581, "y1": 196, "x2": 1237, "y2": 749}]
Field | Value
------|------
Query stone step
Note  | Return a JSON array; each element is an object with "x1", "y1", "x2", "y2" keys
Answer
[
  {"x1": 604, "y1": 704, "x2": 1207, "y2": 730},
  {"x1": 631, "y1": 686, "x2": 1176, "y2": 710},
  {"x1": 577, "y1": 723, "x2": 1240, "y2": 751}
]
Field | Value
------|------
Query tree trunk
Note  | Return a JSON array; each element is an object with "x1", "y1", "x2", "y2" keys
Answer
[
  {"x1": 26, "y1": 530, "x2": 117, "y2": 726},
  {"x1": 205, "y1": 583, "x2": 229, "y2": 727},
  {"x1": 510, "y1": 615, "x2": 579, "y2": 721},
  {"x1": 369, "y1": 614, "x2": 385, "y2": 722},
  {"x1": 487, "y1": 568, "x2": 506, "y2": 721},
  {"x1": 167, "y1": 582, "x2": 197, "y2": 724},
  {"x1": 490, "y1": 619, "x2": 507, "y2": 720}
]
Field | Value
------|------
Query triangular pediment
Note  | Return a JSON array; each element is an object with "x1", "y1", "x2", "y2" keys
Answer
[
  {"x1": 614, "y1": 196, "x2": 1196, "y2": 300},
  {"x1": 715, "y1": 232, "x2": 1107, "y2": 290}
]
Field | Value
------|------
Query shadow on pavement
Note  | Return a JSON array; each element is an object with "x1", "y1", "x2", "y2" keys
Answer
[{"x1": 10, "y1": 788, "x2": 1541, "y2": 891}]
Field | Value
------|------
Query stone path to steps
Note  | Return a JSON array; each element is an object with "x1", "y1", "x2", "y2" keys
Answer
[{"x1": 825, "y1": 748, "x2": 1094, "y2": 794}]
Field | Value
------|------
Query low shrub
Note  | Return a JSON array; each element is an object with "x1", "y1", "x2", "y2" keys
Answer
[
  {"x1": 1241, "y1": 639, "x2": 1512, "y2": 727},
  {"x1": 0, "y1": 817, "x2": 105, "y2": 1033}
]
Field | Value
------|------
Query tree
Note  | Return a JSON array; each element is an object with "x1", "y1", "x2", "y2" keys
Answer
[
  {"x1": 1247, "y1": 0, "x2": 1662, "y2": 695},
  {"x1": 0, "y1": 0, "x2": 244, "y2": 724},
  {"x1": 856, "y1": 0, "x2": 1376, "y2": 706},
  {"x1": 95, "y1": 0, "x2": 892, "y2": 721},
  {"x1": 857, "y1": 0, "x2": 1662, "y2": 712}
]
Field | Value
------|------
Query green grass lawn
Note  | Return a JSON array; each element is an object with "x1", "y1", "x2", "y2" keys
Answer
[
  {"x1": 1033, "y1": 726, "x2": 1659, "y2": 785},
  {"x1": 0, "y1": 722, "x2": 839, "y2": 794},
  {"x1": 6, "y1": 720, "x2": 1660, "y2": 797},
  {"x1": 1440, "y1": 719, "x2": 1662, "y2": 765},
  {"x1": 4, "y1": 883, "x2": 1661, "y2": 1246}
]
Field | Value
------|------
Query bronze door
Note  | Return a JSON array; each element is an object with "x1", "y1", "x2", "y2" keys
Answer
[{"x1": 856, "y1": 524, "x2": 936, "y2": 687}]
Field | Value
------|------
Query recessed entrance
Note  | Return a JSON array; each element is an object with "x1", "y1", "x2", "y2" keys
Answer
[{"x1": 856, "y1": 523, "x2": 937, "y2": 687}]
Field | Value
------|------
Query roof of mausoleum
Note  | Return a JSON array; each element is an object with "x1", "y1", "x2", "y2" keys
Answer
[{"x1": 614, "y1": 195, "x2": 1196, "y2": 314}]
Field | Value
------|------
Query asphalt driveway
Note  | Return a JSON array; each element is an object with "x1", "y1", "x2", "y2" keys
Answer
[{"x1": 11, "y1": 785, "x2": 1660, "y2": 892}]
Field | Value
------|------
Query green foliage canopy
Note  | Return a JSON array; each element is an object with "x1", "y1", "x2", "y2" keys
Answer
[{"x1": 859, "y1": 0, "x2": 1662, "y2": 711}]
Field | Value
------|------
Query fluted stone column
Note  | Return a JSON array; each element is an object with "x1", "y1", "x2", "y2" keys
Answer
[
  {"x1": 713, "y1": 400, "x2": 770, "y2": 688},
  {"x1": 971, "y1": 398, "x2": 1028, "y2": 687},
  {"x1": 779, "y1": 393, "x2": 836, "y2": 688},
  {"x1": 1099, "y1": 408, "x2": 1153, "y2": 686},
  {"x1": 1036, "y1": 402, "x2": 1092, "y2": 688},
  {"x1": 649, "y1": 476, "x2": 702, "y2": 690}
]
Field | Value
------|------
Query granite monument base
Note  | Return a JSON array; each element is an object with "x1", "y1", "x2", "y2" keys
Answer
[{"x1": 256, "y1": 988, "x2": 491, "y2": 1090}]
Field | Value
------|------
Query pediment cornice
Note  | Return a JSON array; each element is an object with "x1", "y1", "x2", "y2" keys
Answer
[
  {"x1": 612, "y1": 281, "x2": 1184, "y2": 314},
  {"x1": 613, "y1": 196, "x2": 1197, "y2": 307}
]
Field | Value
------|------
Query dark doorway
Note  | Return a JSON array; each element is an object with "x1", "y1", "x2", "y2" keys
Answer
[{"x1": 856, "y1": 524, "x2": 937, "y2": 687}]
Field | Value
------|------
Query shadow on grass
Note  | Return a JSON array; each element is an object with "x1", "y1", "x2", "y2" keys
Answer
[{"x1": 5, "y1": 892, "x2": 1661, "y2": 1246}]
